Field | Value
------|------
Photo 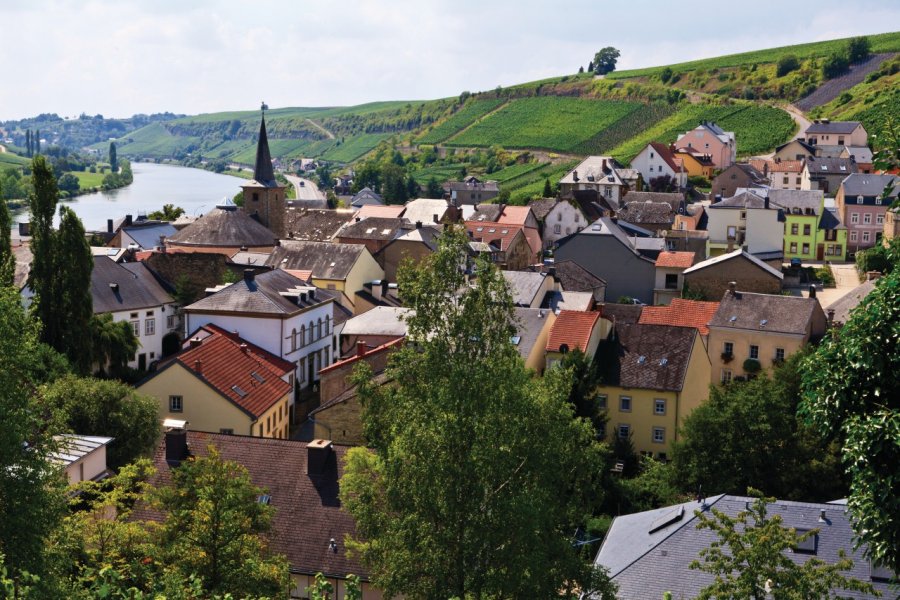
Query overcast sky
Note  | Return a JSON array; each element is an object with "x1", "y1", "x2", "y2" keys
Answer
[{"x1": 1, "y1": 0, "x2": 897, "y2": 121}]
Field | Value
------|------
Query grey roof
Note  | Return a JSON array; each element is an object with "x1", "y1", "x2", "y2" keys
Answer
[
  {"x1": 776, "y1": 138, "x2": 816, "y2": 155},
  {"x1": 527, "y1": 198, "x2": 557, "y2": 220},
  {"x1": 621, "y1": 191, "x2": 685, "y2": 210},
  {"x1": 91, "y1": 257, "x2": 174, "y2": 314},
  {"x1": 285, "y1": 209, "x2": 354, "y2": 242},
  {"x1": 469, "y1": 205, "x2": 504, "y2": 222},
  {"x1": 341, "y1": 306, "x2": 411, "y2": 337},
  {"x1": 166, "y1": 205, "x2": 278, "y2": 247},
  {"x1": 842, "y1": 146, "x2": 873, "y2": 163},
  {"x1": 684, "y1": 249, "x2": 783, "y2": 279},
  {"x1": 228, "y1": 251, "x2": 272, "y2": 266},
  {"x1": 733, "y1": 162, "x2": 766, "y2": 181},
  {"x1": 583, "y1": 218, "x2": 655, "y2": 262},
  {"x1": 185, "y1": 269, "x2": 335, "y2": 316},
  {"x1": 819, "y1": 207, "x2": 846, "y2": 231},
  {"x1": 51, "y1": 434, "x2": 113, "y2": 468},
  {"x1": 709, "y1": 290, "x2": 821, "y2": 336},
  {"x1": 805, "y1": 156, "x2": 857, "y2": 175},
  {"x1": 252, "y1": 116, "x2": 277, "y2": 187},
  {"x1": 599, "y1": 323, "x2": 696, "y2": 392},
  {"x1": 616, "y1": 201, "x2": 676, "y2": 229},
  {"x1": 545, "y1": 260, "x2": 607, "y2": 292},
  {"x1": 122, "y1": 223, "x2": 178, "y2": 250},
  {"x1": 502, "y1": 270, "x2": 550, "y2": 307},
  {"x1": 511, "y1": 307, "x2": 551, "y2": 360},
  {"x1": 560, "y1": 156, "x2": 623, "y2": 185},
  {"x1": 595, "y1": 494, "x2": 895, "y2": 600},
  {"x1": 541, "y1": 290, "x2": 594, "y2": 312},
  {"x1": 744, "y1": 188, "x2": 824, "y2": 215},
  {"x1": 710, "y1": 190, "x2": 769, "y2": 209},
  {"x1": 840, "y1": 174, "x2": 899, "y2": 197},
  {"x1": 826, "y1": 279, "x2": 877, "y2": 325},
  {"x1": 447, "y1": 180, "x2": 499, "y2": 192},
  {"x1": 266, "y1": 240, "x2": 369, "y2": 280},
  {"x1": 350, "y1": 187, "x2": 383, "y2": 208},
  {"x1": 337, "y1": 217, "x2": 406, "y2": 241},
  {"x1": 402, "y1": 199, "x2": 452, "y2": 224},
  {"x1": 391, "y1": 224, "x2": 442, "y2": 250},
  {"x1": 599, "y1": 303, "x2": 643, "y2": 325},
  {"x1": 806, "y1": 120, "x2": 862, "y2": 135}
]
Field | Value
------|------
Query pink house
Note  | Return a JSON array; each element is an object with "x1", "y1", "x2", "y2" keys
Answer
[
  {"x1": 835, "y1": 174, "x2": 900, "y2": 252},
  {"x1": 674, "y1": 121, "x2": 736, "y2": 169}
]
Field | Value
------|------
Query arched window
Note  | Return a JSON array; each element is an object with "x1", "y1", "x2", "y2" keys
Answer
[
  {"x1": 317, "y1": 318, "x2": 323, "y2": 340},
  {"x1": 324, "y1": 315, "x2": 330, "y2": 336},
  {"x1": 291, "y1": 328, "x2": 297, "y2": 352},
  {"x1": 299, "y1": 325, "x2": 306, "y2": 348}
]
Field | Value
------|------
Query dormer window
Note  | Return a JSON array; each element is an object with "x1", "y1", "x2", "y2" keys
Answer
[
  {"x1": 876, "y1": 198, "x2": 882, "y2": 206},
  {"x1": 857, "y1": 196, "x2": 864, "y2": 204}
]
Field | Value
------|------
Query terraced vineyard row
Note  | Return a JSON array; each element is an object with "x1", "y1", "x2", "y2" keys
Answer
[
  {"x1": 416, "y1": 98, "x2": 507, "y2": 144},
  {"x1": 445, "y1": 97, "x2": 644, "y2": 153},
  {"x1": 570, "y1": 102, "x2": 676, "y2": 156},
  {"x1": 508, "y1": 162, "x2": 578, "y2": 204}
]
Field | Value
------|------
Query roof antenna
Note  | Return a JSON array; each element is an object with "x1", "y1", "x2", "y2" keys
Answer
[{"x1": 696, "y1": 484, "x2": 707, "y2": 509}]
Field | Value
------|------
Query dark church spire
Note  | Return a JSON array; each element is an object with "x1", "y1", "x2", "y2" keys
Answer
[{"x1": 253, "y1": 102, "x2": 276, "y2": 187}]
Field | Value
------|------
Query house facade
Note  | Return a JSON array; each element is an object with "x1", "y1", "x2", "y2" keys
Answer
[
  {"x1": 835, "y1": 174, "x2": 900, "y2": 252},
  {"x1": 710, "y1": 163, "x2": 768, "y2": 200},
  {"x1": 683, "y1": 250, "x2": 783, "y2": 300},
  {"x1": 705, "y1": 191, "x2": 783, "y2": 258},
  {"x1": 801, "y1": 156, "x2": 857, "y2": 195},
  {"x1": 652, "y1": 251, "x2": 695, "y2": 305},
  {"x1": 674, "y1": 121, "x2": 736, "y2": 169},
  {"x1": 528, "y1": 198, "x2": 588, "y2": 249},
  {"x1": 804, "y1": 120, "x2": 868, "y2": 148},
  {"x1": 630, "y1": 143, "x2": 687, "y2": 189},
  {"x1": 559, "y1": 156, "x2": 628, "y2": 207}
]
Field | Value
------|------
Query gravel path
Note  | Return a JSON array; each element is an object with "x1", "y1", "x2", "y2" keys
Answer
[{"x1": 795, "y1": 53, "x2": 896, "y2": 111}]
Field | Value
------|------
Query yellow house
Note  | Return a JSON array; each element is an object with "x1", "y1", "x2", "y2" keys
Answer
[
  {"x1": 596, "y1": 323, "x2": 711, "y2": 458},
  {"x1": 267, "y1": 240, "x2": 384, "y2": 309},
  {"x1": 706, "y1": 287, "x2": 827, "y2": 384},
  {"x1": 137, "y1": 325, "x2": 294, "y2": 438}
]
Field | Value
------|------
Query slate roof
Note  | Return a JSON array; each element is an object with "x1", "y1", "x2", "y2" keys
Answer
[
  {"x1": 350, "y1": 187, "x2": 383, "y2": 208},
  {"x1": 594, "y1": 494, "x2": 895, "y2": 600},
  {"x1": 527, "y1": 198, "x2": 558, "y2": 221},
  {"x1": 638, "y1": 299, "x2": 720, "y2": 337},
  {"x1": 469, "y1": 204, "x2": 504, "y2": 222},
  {"x1": 134, "y1": 432, "x2": 366, "y2": 580},
  {"x1": 758, "y1": 188, "x2": 824, "y2": 215},
  {"x1": 819, "y1": 206, "x2": 847, "y2": 230},
  {"x1": 599, "y1": 303, "x2": 643, "y2": 325},
  {"x1": 503, "y1": 270, "x2": 550, "y2": 306},
  {"x1": 91, "y1": 257, "x2": 174, "y2": 314},
  {"x1": 655, "y1": 251, "x2": 695, "y2": 269},
  {"x1": 826, "y1": 279, "x2": 877, "y2": 325},
  {"x1": 162, "y1": 325, "x2": 293, "y2": 418},
  {"x1": 600, "y1": 323, "x2": 696, "y2": 392},
  {"x1": 266, "y1": 241, "x2": 369, "y2": 280},
  {"x1": 842, "y1": 146, "x2": 873, "y2": 163},
  {"x1": 546, "y1": 310, "x2": 601, "y2": 352},
  {"x1": 560, "y1": 156, "x2": 622, "y2": 185},
  {"x1": 511, "y1": 307, "x2": 552, "y2": 361},
  {"x1": 547, "y1": 260, "x2": 607, "y2": 292},
  {"x1": 403, "y1": 199, "x2": 453, "y2": 224},
  {"x1": 581, "y1": 218, "x2": 656, "y2": 263},
  {"x1": 251, "y1": 116, "x2": 277, "y2": 187},
  {"x1": 446, "y1": 179, "x2": 499, "y2": 192},
  {"x1": 710, "y1": 190, "x2": 769, "y2": 209},
  {"x1": 775, "y1": 138, "x2": 816, "y2": 155},
  {"x1": 621, "y1": 191, "x2": 684, "y2": 210},
  {"x1": 122, "y1": 223, "x2": 178, "y2": 249},
  {"x1": 617, "y1": 201, "x2": 676, "y2": 229},
  {"x1": 341, "y1": 306, "x2": 411, "y2": 337},
  {"x1": 285, "y1": 209, "x2": 354, "y2": 242},
  {"x1": 840, "y1": 174, "x2": 899, "y2": 197},
  {"x1": 185, "y1": 269, "x2": 335, "y2": 317},
  {"x1": 805, "y1": 156, "x2": 857, "y2": 176},
  {"x1": 336, "y1": 217, "x2": 406, "y2": 241},
  {"x1": 805, "y1": 120, "x2": 862, "y2": 135},
  {"x1": 709, "y1": 290, "x2": 822, "y2": 335},
  {"x1": 229, "y1": 251, "x2": 272, "y2": 266},
  {"x1": 390, "y1": 224, "x2": 442, "y2": 250},
  {"x1": 166, "y1": 204, "x2": 278, "y2": 248},
  {"x1": 684, "y1": 249, "x2": 783, "y2": 280}
]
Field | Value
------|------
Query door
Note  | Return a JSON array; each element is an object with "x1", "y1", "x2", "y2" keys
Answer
[
  {"x1": 816, "y1": 244, "x2": 824, "y2": 260},
  {"x1": 138, "y1": 353, "x2": 147, "y2": 371}
]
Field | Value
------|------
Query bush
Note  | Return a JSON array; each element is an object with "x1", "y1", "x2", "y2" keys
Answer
[
  {"x1": 822, "y1": 52, "x2": 850, "y2": 79},
  {"x1": 743, "y1": 358, "x2": 762, "y2": 373},
  {"x1": 660, "y1": 67, "x2": 673, "y2": 84},
  {"x1": 839, "y1": 92, "x2": 853, "y2": 105},
  {"x1": 847, "y1": 36, "x2": 871, "y2": 63},
  {"x1": 776, "y1": 54, "x2": 800, "y2": 77}
]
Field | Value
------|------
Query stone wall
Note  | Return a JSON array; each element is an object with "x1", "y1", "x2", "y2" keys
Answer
[{"x1": 684, "y1": 258, "x2": 782, "y2": 300}]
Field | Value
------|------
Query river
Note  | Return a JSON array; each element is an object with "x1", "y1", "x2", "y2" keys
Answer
[{"x1": 12, "y1": 162, "x2": 246, "y2": 230}]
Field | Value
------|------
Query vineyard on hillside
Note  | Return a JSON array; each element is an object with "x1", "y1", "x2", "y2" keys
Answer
[
  {"x1": 416, "y1": 98, "x2": 507, "y2": 144},
  {"x1": 445, "y1": 97, "x2": 645, "y2": 153}
]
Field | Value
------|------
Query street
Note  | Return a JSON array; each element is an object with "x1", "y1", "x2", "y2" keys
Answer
[{"x1": 284, "y1": 173, "x2": 326, "y2": 202}]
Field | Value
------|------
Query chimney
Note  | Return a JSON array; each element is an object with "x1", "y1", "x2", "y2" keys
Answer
[
  {"x1": 827, "y1": 309, "x2": 835, "y2": 326},
  {"x1": 381, "y1": 280, "x2": 389, "y2": 298},
  {"x1": 125, "y1": 214, "x2": 133, "y2": 227},
  {"x1": 548, "y1": 266, "x2": 557, "y2": 282},
  {"x1": 239, "y1": 343, "x2": 248, "y2": 353},
  {"x1": 728, "y1": 281, "x2": 737, "y2": 296},
  {"x1": 433, "y1": 214, "x2": 439, "y2": 224},
  {"x1": 243, "y1": 269, "x2": 255, "y2": 283},
  {"x1": 572, "y1": 170, "x2": 579, "y2": 182},
  {"x1": 356, "y1": 341, "x2": 367, "y2": 357},
  {"x1": 194, "y1": 359, "x2": 203, "y2": 374},
  {"x1": 372, "y1": 280, "x2": 383, "y2": 300},
  {"x1": 109, "y1": 282, "x2": 119, "y2": 293},
  {"x1": 415, "y1": 220, "x2": 422, "y2": 229},
  {"x1": 159, "y1": 235, "x2": 167, "y2": 248},
  {"x1": 808, "y1": 284, "x2": 817, "y2": 299},
  {"x1": 307, "y1": 439, "x2": 333, "y2": 479},
  {"x1": 165, "y1": 426, "x2": 189, "y2": 466},
  {"x1": 189, "y1": 337, "x2": 202, "y2": 348},
  {"x1": 107, "y1": 218, "x2": 114, "y2": 233},
  {"x1": 764, "y1": 197, "x2": 770, "y2": 210}
]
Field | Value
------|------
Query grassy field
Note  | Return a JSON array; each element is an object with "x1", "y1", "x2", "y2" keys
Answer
[
  {"x1": 416, "y1": 98, "x2": 507, "y2": 144},
  {"x1": 0, "y1": 152, "x2": 30, "y2": 167},
  {"x1": 607, "y1": 31, "x2": 900, "y2": 80},
  {"x1": 70, "y1": 171, "x2": 106, "y2": 188},
  {"x1": 106, "y1": 122, "x2": 201, "y2": 157},
  {"x1": 608, "y1": 103, "x2": 795, "y2": 161},
  {"x1": 409, "y1": 163, "x2": 469, "y2": 183},
  {"x1": 445, "y1": 97, "x2": 644, "y2": 153}
]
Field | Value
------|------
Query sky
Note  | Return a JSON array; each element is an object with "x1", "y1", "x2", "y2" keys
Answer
[{"x1": 1, "y1": 0, "x2": 898, "y2": 121}]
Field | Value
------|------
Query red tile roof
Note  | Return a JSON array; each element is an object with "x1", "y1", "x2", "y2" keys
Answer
[
  {"x1": 284, "y1": 269, "x2": 313, "y2": 282},
  {"x1": 650, "y1": 142, "x2": 684, "y2": 173},
  {"x1": 546, "y1": 310, "x2": 601, "y2": 352},
  {"x1": 173, "y1": 325, "x2": 293, "y2": 418},
  {"x1": 637, "y1": 298, "x2": 720, "y2": 336},
  {"x1": 496, "y1": 205, "x2": 533, "y2": 226},
  {"x1": 134, "y1": 432, "x2": 366, "y2": 580},
  {"x1": 655, "y1": 251, "x2": 695, "y2": 269},
  {"x1": 465, "y1": 221, "x2": 542, "y2": 257},
  {"x1": 354, "y1": 204, "x2": 406, "y2": 219}
]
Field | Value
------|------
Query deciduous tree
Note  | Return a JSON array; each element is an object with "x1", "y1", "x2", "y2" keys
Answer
[
  {"x1": 847, "y1": 36, "x2": 871, "y2": 63},
  {"x1": 340, "y1": 228, "x2": 605, "y2": 598},
  {"x1": 0, "y1": 196, "x2": 13, "y2": 287},
  {"x1": 592, "y1": 47, "x2": 620, "y2": 75}
]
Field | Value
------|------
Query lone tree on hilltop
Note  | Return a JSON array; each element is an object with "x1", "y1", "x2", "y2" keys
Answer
[{"x1": 593, "y1": 47, "x2": 620, "y2": 75}]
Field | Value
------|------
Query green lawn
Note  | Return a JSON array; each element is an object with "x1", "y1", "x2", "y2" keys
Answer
[
  {"x1": 445, "y1": 97, "x2": 644, "y2": 153},
  {"x1": 0, "y1": 152, "x2": 29, "y2": 167},
  {"x1": 71, "y1": 171, "x2": 106, "y2": 188}
]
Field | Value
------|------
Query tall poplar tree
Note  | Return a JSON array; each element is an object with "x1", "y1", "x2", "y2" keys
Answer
[
  {"x1": 35, "y1": 130, "x2": 40, "y2": 154},
  {"x1": 29, "y1": 155, "x2": 59, "y2": 343},
  {"x1": 25, "y1": 129, "x2": 31, "y2": 157},
  {"x1": 109, "y1": 141, "x2": 118, "y2": 173},
  {"x1": 0, "y1": 196, "x2": 13, "y2": 287}
]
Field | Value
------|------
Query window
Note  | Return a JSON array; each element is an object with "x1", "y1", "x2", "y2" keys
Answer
[
  {"x1": 324, "y1": 315, "x2": 330, "y2": 336},
  {"x1": 166, "y1": 314, "x2": 176, "y2": 329},
  {"x1": 557, "y1": 212, "x2": 563, "y2": 221},
  {"x1": 876, "y1": 198, "x2": 882, "y2": 206},
  {"x1": 796, "y1": 177, "x2": 801, "y2": 185},
  {"x1": 131, "y1": 320, "x2": 140, "y2": 337},
  {"x1": 596, "y1": 394, "x2": 607, "y2": 410},
  {"x1": 169, "y1": 395, "x2": 183, "y2": 413},
  {"x1": 834, "y1": 244, "x2": 843, "y2": 256},
  {"x1": 665, "y1": 273, "x2": 679, "y2": 289},
  {"x1": 862, "y1": 231, "x2": 871, "y2": 243},
  {"x1": 803, "y1": 224, "x2": 811, "y2": 236},
  {"x1": 857, "y1": 196, "x2": 864, "y2": 205},
  {"x1": 864, "y1": 213, "x2": 872, "y2": 225},
  {"x1": 650, "y1": 152, "x2": 655, "y2": 159},
  {"x1": 877, "y1": 214, "x2": 884, "y2": 225},
  {"x1": 145, "y1": 318, "x2": 155, "y2": 336},
  {"x1": 652, "y1": 427, "x2": 665, "y2": 444},
  {"x1": 791, "y1": 223, "x2": 799, "y2": 235},
  {"x1": 619, "y1": 395, "x2": 632, "y2": 412},
  {"x1": 721, "y1": 369, "x2": 733, "y2": 383},
  {"x1": 299, "y1": 325, "x2": 306, "y2": 347},
  {"x1": 617, "y1": 424, "x2": 630, "y2": 440},
  {"x1": 850, "y1": 213, "x2": 859, "y2": 224},
  {"x1": 838, "y1": 136, "x2": 845, "y2": 145},
  {"x1": 802, "y1": 243, "x2": 810, "y2": 255},
  {"x1": 324, "y1": 346, "x2": 330, "y2": 365},
  {"x1": 299, "y1": 357, "x2": 306, "y2": 383},
  {"x1": 654, "y1": 398, "x2": 666, "y2": 415},
  {"x1": 727, "y1": 225, "x2": 737, "y2": 239},
  {"x1": 790, "y1": 242, "x2": 798, "y2": 254},
  {"x1": 553, "y1": 224, "x2": 561, "y2": 234},
  {"x1": 723, "y1": 341, "x2": 734, "y2": 356},
  {"x1": 749, "y1": 345, "x2": 759, "y2": 360},
  {"x1": 783, "y1": 177, "x2": 789, "y2": 185},
  {"x1": 219, "y1": 428, "x2": 234, "y2": 435},
  {"x1": 850, "y1": 231, "x2": 858, "y2": 242},
  {"x1": 604, "y1": 187, "x2": 611, "y2": 198},
  {"x1": 775, "y1": 347, "x2": 785, "y2": 362},
  {"x1": 740, "y1": 211, "x2": 747, "y2": 221},
  {"x1": 290, "y1": 328, "x2": 297, "y2": 352}
]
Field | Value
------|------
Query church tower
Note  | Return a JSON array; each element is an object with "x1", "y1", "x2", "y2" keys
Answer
[{"x1": 241, "y1": 104, "x2": 287, "y2": 238}]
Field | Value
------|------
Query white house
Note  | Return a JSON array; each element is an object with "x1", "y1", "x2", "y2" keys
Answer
[
  {"x1": 52, "y1": 435, "x2": 113, "y2": 484},
  {"x1": 559, "y1": 156, "x2": 629, "y2": 207},
  {"x1": 630, "y1": 143, "x2": 687, "y2": 189},
  {"x1": 90, "y1": 256, "x2": 179, "y2": 370},
  {"x1": 705, "y1": 191, "x2": 783, "y2": 259},
  {"x1": 529, "y1": 198, "x2": 588, "y2": 249},
  {"x1": 183, "y1": 269, "x2": 339, "y2": 400}
]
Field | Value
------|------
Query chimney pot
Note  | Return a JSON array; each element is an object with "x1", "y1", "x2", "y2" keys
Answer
[
  {"x1": 165, "y1": 426, "x2": 189, "y2": 466},
  {"x1": 189, "y1": 337, "x2": 202, "y2": 348},
  {"x1": 307, "y1": 439, "x2": 333, "y2": 479},
  {"x1": 728, "y1": 281, "x2": 737, "y2": 295},
  {"x1": 125, "y1": 214, "x2": 133, "y2": 226},
  {"x1": 107, "y1": 218, "x2": 114, "y2": 233},
  {"x1": 240, "y1": 343, "x2": 248, "y2": 353},
  {"x1": 356, "y1": 341, "x2": 367, "y2": 357},
  {"x1": 809, "y1": 284, "x2": 817, "y2": 299},
  {"x1": 415, "y1": 220, "x2": 422, "y2": 229},
  {"x1": 194, "y1": 359, "x2": 203, "y2": 373},
  {"x1": 827, "y1": 308, "x2": 835, "y2": 324}
]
